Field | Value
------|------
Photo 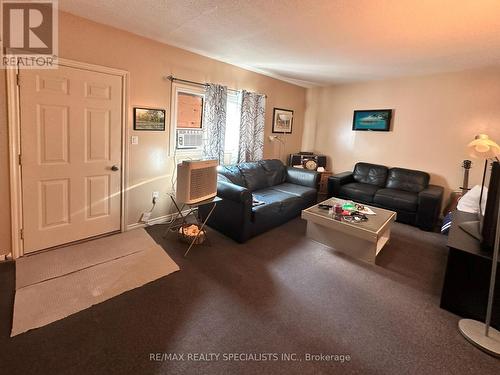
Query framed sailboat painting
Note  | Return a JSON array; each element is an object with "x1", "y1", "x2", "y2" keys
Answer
[{"x1": 352, "y1": 109, "x2": 392, "y2": 131}]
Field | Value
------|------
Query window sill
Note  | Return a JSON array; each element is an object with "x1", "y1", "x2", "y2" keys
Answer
[{"x1": 172, "y1": 148, "x2": 203, "y2": 159}]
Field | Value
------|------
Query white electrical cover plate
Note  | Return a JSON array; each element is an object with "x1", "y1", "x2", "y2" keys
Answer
[{"x1": 140, "y1": 212, "x2": 151, "y2": 222}]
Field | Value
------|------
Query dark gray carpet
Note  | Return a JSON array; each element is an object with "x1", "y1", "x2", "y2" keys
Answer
[{"x1": 0, "y1": 218, "x2": 498, "y2": 374}]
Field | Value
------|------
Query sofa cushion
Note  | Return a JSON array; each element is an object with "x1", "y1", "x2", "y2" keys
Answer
[
  {"x1": 353, "y1": 162, "x2": 388, "y2": 187},
  {"x1": 252, "y1": 188, "x2": 297, "y2": 205},
  {"x1": 374, "y1": 188, "x2": 419, "y2": 212},
  {"x1": 339, "y1": 182, "x2": 379, "y2": 203},
  {"x1": 217, "y1": 165, "x2": 246, "y2": 187},
  {"x1": 386, "y1": 168, "x2": 429, "y2": 193},
  {"x1": 259, "y1": 159, "x2": 286, "y2": 186},
  {"x1": 238, "y1": 162, "x2": 269, "y2": 191},
  {"x1": 252, "y1": 188, "x2": 302, "y2": 219},
  {"x1": 270, "y1": 182, "x2": 317, "y2": 201}
]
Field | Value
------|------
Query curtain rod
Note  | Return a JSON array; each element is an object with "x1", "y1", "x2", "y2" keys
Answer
[{"x1": 165, "y1": 75, "x2": 267, "y2": 98}]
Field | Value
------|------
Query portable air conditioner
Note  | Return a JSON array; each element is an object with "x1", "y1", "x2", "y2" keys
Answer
[
  {"x1": 177, "y1": 129, "x2": 204, "y2": 149},
  {"x1": 176, "y1": 159, "x2": 218, "y2": 204}
]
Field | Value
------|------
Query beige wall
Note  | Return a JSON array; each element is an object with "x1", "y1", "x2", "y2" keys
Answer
[
  {"x1": 303, "y1": 67, "x2": 500, "y2": 204},
  {"x1": 0, "y1": 12, "x2": 306, "y2": 255}
]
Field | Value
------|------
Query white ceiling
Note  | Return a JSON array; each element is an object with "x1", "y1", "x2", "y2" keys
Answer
[{"x1": 59, "y1": 0, "x2": 500, "y2": 87}]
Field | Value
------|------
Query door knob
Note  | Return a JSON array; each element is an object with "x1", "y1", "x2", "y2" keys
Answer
[{"x1": 111, "y1": 165, "x2": 119, "y2": 171}]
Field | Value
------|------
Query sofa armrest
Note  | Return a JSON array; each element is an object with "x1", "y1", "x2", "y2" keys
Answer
[
  {"x1": 198, "y1": 181, "x2": 253, "y2": 243},
  {"x1": 285, "y1": 167, "x2": 319, "y2": 188},
  {"x1": 217, "y1": 181, "x2": 252, "y2": 205},
  {"x1": 327, "y1": 171, "x2": 355, "y2": 197},
  {"x1": 416, "y1": 184, "x2": 444, "y2": 231}
]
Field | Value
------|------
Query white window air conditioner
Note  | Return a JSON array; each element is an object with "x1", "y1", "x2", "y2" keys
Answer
[{"x1": 177, "y1": 129, "x2": 203, "y2": 149}]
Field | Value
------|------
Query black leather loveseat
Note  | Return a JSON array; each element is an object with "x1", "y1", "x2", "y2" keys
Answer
[
  {"x1": 199, "y1": 159, "x2": 318, "y2": 243},
  {"x1": 327, "y1": 162, "x2": 443, "y2": 231}
]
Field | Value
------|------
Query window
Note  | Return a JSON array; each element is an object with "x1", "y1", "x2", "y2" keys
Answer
[
  {"x1": 170, "y1": 82, "x2": 242, "y2": 164},
  {"x1": 223, "y1": 91, "x2": 241, "y2": 165},
  {"x1": 170, "y1": 82, "x2": 205, "y2": 155},
  {"x1": 176, "y1": 92, "x2": 203, "y2": 129}
]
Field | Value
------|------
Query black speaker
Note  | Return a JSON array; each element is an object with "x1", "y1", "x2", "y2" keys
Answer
[{"x1": 482, "y1": 161, "x2": 499, "y2": 251}]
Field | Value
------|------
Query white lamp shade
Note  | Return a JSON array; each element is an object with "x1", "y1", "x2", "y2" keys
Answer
[{"x1": 468, "y1": 134, "x2": 500, "y2": 159}]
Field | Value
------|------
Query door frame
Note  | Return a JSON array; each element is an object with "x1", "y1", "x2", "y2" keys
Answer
[{"x1": 6, "y1": 58, "x2": 130, "y2": 259}]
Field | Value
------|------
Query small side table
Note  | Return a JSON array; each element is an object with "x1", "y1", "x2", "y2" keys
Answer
[
  {"x1": 441, "y1": 210, "x2": 500, "y2": 329},
  {"x1": 318, "y1": 171, "x2": 333, "y2": 198},
  {"x1": 163, "y1": 195, "x2": 221, "y2": 257}
]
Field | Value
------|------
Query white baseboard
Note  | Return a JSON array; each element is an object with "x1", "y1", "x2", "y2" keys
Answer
[{"x1": 126, "y1": 209, "x2": 192, "y2": 231}]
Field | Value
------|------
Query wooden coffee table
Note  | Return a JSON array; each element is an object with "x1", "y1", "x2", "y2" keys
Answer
[{"x1": 301, "y1": 198, "x2": 397, "y2": 263}]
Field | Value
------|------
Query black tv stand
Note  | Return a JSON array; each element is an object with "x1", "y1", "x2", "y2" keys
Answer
[
  {"x1": 458, "y1": 220, "x2": 482, "y2": 241},
  {"x1": 440, "y1": 210, "x2": 500, "y2": 329}
]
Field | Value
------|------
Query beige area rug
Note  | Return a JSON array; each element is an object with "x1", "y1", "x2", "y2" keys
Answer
[{"x1": 12, "y1": 229, "x2": 179, "y2": 336}]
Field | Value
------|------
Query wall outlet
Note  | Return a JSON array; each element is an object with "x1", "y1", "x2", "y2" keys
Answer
[
  {"x1": 140, "y1": 211, "x2": 151, "y2": 223},
  {"x1": 152, "y1": 191, "x2": 160, "y2": 200},
  {"x1": 131, "y1": 136, "x2": 139, "y2": 145}
]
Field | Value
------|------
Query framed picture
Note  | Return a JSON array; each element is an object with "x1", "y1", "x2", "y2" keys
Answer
[
  {"x1": 272, "y1": 108, "x2": 293, "y2": 134},
  {"x1": 133, "y1": 108, "x2": 166, "y2": 131},
  {"x1": 352, "y1": 109, "x2": 392, "y2": 131}
]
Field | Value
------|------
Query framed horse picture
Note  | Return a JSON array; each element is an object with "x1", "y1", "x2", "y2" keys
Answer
[{"x1": 272, "y1": 108, "x2": 293, "y2": 134}]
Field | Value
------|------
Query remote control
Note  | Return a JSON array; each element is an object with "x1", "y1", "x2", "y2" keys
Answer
[{"x1": 318, "y1": 204, "x2": 333, "y2": 209}]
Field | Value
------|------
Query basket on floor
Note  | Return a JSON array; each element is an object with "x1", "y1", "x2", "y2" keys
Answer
[{"x1": 178, "y1": 223, "x2": 206, "y2": 245}]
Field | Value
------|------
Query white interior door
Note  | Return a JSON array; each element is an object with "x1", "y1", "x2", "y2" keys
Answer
[{"x1": 19, "y1": 64, "x2": 123, "y2": 253}]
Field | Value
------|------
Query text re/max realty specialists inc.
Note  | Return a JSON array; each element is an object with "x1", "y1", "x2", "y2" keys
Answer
[{"x1": 149, "y1": 352, "x2": 351, "y2": 363}]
